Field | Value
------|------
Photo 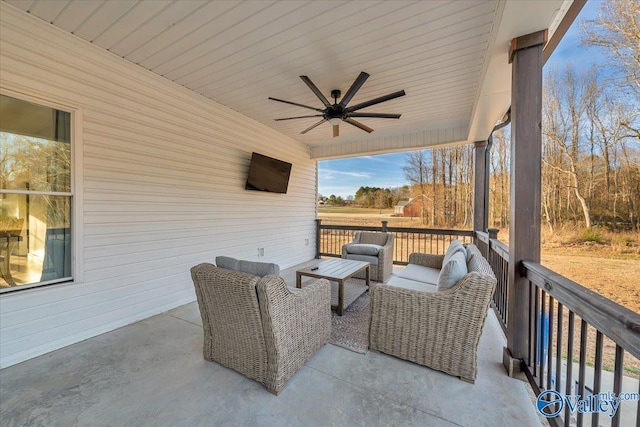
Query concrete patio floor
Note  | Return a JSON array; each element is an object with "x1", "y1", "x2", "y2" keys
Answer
[{"x1": 0, "y1": 262, "x2": 545, "y2": 427}]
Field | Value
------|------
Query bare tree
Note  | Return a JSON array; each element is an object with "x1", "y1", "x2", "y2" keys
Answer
[
  {"x1": 403, "y1": 151, "x2": 429, "y2": 224},
  {"x1": 543, "y1": 66, "x2": 595, "y2": 228},
  {"x1": 582, "y1": 0, "x2": 640, "y2": 137}
]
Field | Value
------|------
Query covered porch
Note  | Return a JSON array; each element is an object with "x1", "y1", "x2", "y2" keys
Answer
[
  {"x1": 0, "y1": 262, "x2": 541, "y2": 427},
  {"x1": 4, "y1": 0, "x2": 638, "y2": 426}
]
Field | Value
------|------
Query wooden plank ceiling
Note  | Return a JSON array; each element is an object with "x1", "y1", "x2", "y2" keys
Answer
[{"x1": 4, "y1": 0, "x2": 572, "y2": 158}]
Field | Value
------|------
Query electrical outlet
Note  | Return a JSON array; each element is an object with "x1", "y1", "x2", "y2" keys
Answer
[
  {"x1": 259, "y1": 248, "x2": 265, "y2": 257},
  {"x1": 304, "y1": 239, "x2": 309, "y2": 246}
]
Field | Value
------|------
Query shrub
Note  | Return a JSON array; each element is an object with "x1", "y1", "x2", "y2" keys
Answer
[{"x1": 578, "y1": 227, "x2": 604, "y2": 243}]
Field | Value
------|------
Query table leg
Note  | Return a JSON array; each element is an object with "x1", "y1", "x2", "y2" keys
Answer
[
  {"x1": 365, "y1": 265, "x2": 370, "y2": 287},
  {"x1": 296, "y1": 272, "x2": 302, "y2": 288},
  {"x1": 337, "y1": 279, "x2": 344, "y2": 316}
]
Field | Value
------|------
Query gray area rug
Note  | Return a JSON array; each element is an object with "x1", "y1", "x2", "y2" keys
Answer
[
  {"x1": 330, "y1": 290, "x2": 370, "y2": 354},
  {"x1": 300, "y1": 277, "x2": 372, "y2": 354}
]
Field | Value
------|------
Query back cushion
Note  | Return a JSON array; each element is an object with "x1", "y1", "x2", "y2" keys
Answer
[
  {"x1": 442, "y1": 240, "x2": 466, "y2": 266},
  {"x1": 215, "y1": 256, "x2": 239, "y2": 271},
  {"x1": 358, "y1": 232, "x2": 391, "y2": 246},
  {"x1": 215, "y1": 256, "x2": 280, "y2": 277},
  {"x1": 437, "y1": 251, "x2": 468, "y2": 290},
  {"x1": 238, "y1": 260, "x2": 280, "y2": 277}
]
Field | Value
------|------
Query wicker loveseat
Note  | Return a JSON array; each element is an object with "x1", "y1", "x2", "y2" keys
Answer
[
  {"x1": 190, "y1": 260, "x2": 331, "y2": 395},
  {"x1": 341, "y1": 231, "x2": 394, "y2": 282},
  {"x1": 369, "y1": 243, "x2": 496, "y2": 383}
]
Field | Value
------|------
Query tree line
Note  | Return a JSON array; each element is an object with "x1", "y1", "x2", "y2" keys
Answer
[
  {"x1": 404, "y1": 0, "x2": 640, "y2": 231},
  {"x1": 319, "y1": 185, "x2": 410, "y2": 210}
]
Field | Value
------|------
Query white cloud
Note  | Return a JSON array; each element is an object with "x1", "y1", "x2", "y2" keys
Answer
[{"x1": 320, "y1": 169, "x2": 372, "y2": 179}]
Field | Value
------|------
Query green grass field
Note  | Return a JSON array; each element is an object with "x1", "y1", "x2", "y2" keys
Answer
[{"x1": 317, "y1": 206, "x2": 394, "y2": 215}]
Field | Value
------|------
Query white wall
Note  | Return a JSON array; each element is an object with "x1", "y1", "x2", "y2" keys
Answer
[{"x1": 0, "y1": 4, "x2": 317, "y2": 368}]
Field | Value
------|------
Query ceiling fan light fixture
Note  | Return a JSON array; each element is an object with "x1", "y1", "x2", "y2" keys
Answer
[{"x1": 269, "y1": 72, "x2": 405, "y2": 137}]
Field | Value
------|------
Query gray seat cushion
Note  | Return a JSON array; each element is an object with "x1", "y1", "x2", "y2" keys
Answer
[
  {"x1": 345, "y1": 253, "x2": 379, "y2": 265},
  {"x1": 437, "y1": 251, "x2": 467, "y2": 290},
  {"x1": 215, "y1": 256, "x2": 280, "y2": 277},
  {"x1": 397, "y1": 263, "x2": 440, "y2": 286},
  {"x1": 386, "y1": 275, "x2": 438, "y2": 292},
  {"x1": 345, "y1": 243, "x2": 382, "y2": 256}
]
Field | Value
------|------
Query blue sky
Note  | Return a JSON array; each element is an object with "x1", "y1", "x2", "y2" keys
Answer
[{"x1": 318, "y1": 1, "x2": 603, "y2": 199}]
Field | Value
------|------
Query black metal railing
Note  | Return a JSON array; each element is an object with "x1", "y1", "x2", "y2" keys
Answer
[
  {"x1": 522, "y1": 261, "x2": 640, "y2": 427},
  {"x1": 478, "y1": 232, "x2": 640, "y2": 426},
  {"x1": 316, "y1": 219, "x2": 474, "y2": 265},
  {"x1": 476, "y1": 230, "x2": 508, "y2": 330}
]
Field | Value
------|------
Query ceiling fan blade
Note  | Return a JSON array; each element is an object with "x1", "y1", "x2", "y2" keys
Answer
[
  {"x1": 268, "y1": 97, "x2": 323, "y2": 112},
  {"x1": 344, "y1": 118, "x2": 374, "y2": 133},
  {"x1": 347, "y1": 90, "x2": 406, "y2": 112},
  {"x1": 300, "y1": 76, "x2": 331, "y2": 108},
  {"x1": 339, "y1": 71, "x2": 369, "y2": 107},
  {"x1": 348, "y1": 113, "x2": 401, "y2": 119},
  {"x1": 301, "y1": 119, "x2": 327, "y2": 134},
  {"x1": 333, "y1": 125, "x2": 339, "y2": 138},
  {"x1": 274, "y1": 115, "x2": 323, "y2": 121}
]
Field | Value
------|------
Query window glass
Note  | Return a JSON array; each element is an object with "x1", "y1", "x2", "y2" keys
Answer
[
  {"x1": 0, "y1": 96, "x2": 71, "y2": 192},
  {"x1": 0, "y1": 94, "x2": 72, "y2": 292}
]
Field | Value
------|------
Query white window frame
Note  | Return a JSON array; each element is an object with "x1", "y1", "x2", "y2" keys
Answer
[{"x1": 0, "y1": 87, "x2": 83, "y2": 292}]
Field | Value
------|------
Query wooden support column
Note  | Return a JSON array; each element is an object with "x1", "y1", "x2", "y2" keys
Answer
[
  {"x1": 473, "y1": 140, "x2": 488, "y2": 233},
  {"x1": 504, "y1": 30, "x2": 547, "y2": 376}
]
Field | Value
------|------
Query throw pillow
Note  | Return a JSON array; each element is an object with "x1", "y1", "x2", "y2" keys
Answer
[
  {"x1": 465, "y1": 243, "x2": 480, "y2": 264},
  {"x1": 437, "y1": 251, "x2": 468, "y2": 290}
]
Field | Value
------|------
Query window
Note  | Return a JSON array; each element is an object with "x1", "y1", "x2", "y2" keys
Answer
[{"x1": 0, "y1": 94, "x2": 72, "y2": 292}]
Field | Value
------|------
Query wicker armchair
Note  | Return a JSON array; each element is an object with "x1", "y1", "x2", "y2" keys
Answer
[
  {"x1": 368, "y1": 247, "x2": 496, "y2": 383},
  {"x1": 190, "y1": 263, "x2": 331, "y2": 395},
  {"x1": 341, "y1": 231, "x2": 394, "y2": 282}
]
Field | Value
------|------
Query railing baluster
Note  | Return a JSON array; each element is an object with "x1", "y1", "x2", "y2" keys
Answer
[
  {"x1": 547, "y1": 295, "x2": 555, "y2": 391},
  {"x1": 637, "y1": 378, "x2": 640, "y2": 427},
  {"x1": 533, "y1": 285, "x2": 540, "y2": 378},
  {"x1": 592, "y1": 331, "x2": 603, "y2": 427},
  {"x1": 611, "y1": 345, "x2": 624, "y2": 427},
  {"x1": 540, "y1": 291, "x2": 547, "y2": 389},
  {"x1": 502, "y1": 257, "x2": 508, "y2": 324},
  {"x1": 528, "y1": 281, "x2": 534, "y2": 370},
  {"x1": 414, "y1": 232, "x2": 418, "y2": 261},
  {"x1": 564, "y1": 311, "x2": 575, "y2": 427},
  {"x1": 555, "y1": 303, "x2": 563, "y2": 394},
  {"x1": 578, "y1": 319, "x2": 587, "y2": 427}
]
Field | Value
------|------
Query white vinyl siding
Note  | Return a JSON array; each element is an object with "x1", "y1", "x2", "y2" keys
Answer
[
  {"x1": 0, "y1": 4, "x2": 317, "y2": 368},
  {"x1": 310, "y1": 126, "x2": 469, "y2": 160}
]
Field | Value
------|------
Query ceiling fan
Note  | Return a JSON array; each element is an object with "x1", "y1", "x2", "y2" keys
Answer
[{"x1": 268, "y1": 72, "x2": 405, "y2": 137}]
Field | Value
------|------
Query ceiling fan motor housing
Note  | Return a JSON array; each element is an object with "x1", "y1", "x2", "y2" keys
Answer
[{"x1": 324, "y1": 104, "x2": 347, "y2": 121}]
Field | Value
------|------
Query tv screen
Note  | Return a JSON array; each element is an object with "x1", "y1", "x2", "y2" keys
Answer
[{"x1": 245, "y1": 152, "x2": 292, "y2": 194}]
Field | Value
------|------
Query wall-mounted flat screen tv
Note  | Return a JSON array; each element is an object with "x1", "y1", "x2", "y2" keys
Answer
[{"x1": 245, "y1": 152, "x2": 292, "y2": 194}]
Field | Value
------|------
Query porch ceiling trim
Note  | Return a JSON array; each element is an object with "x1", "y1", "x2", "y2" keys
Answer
[{"x1": 310, "y1": 124, "x2": 468, "y2": 160}]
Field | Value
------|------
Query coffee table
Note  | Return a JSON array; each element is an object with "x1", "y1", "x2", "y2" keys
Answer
[{"x1": 296, "y1": 258, "x2": 370, "y2": 315}]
